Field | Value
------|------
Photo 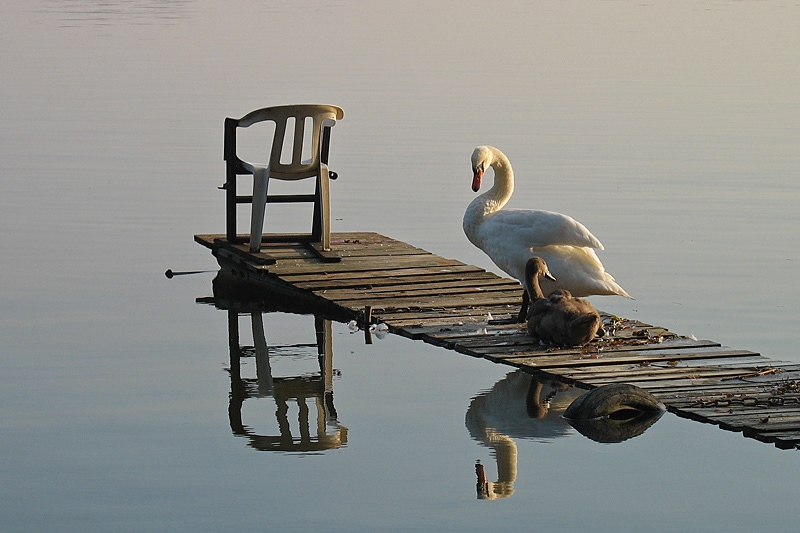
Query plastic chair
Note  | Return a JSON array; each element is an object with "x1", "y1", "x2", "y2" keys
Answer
[{"x1": 223, "y1": 104, "x2": 344, "y2": 263}]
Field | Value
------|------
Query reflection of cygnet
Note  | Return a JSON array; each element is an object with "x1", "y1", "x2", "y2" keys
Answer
[
  {"x1": 466, "y1": 371, "x2": 582, "y2": 500},
  {"x1": 525, "y1": 377, "x2": 572, "y2": 419}
]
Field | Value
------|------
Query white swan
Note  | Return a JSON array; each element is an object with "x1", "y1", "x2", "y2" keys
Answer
[{"x1": 463, "y1": 146, "x2": 631, "y2": 320}]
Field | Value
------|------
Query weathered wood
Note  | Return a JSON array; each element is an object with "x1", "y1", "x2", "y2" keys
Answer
[
  {"x1": 317, "y1": 278, "x2": 522, "y2": 299},
  {"x1": 280, "y1": 264, "x2": 486, "y2": 281},
  {"x1": 558, "y1": 362, "x2": 775, "y2": 382},
  {"x1": 294, "y1": 271, "x2": 512, "y2": 291},
  {"x1": 651, "y1": 384, "x2": 793, "y2": 400},
  {"x1": 469, "y1": 339, "x2": 724, "y2": 359},
  {"x1": 197, "y1": 231, "x2": 800, "y2": 450},
  {"x1": 381, "y1": 310, "x2": 521, "y2": 332},
  {"x1": 482, "y1": 348, "x2": 758, "y2": 371},
  {"x1": 332, "y1": 292, "x2": 524, "y2": 313},
  {"x1": 444, "y1": 329, "x2": 685, "y2": 351},
  {"x1": 263, "y1": 254, "x2": 468, "y2": 276}
]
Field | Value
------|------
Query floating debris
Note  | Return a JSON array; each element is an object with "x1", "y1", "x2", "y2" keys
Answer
[{"x1": 370, "y1": 322, "x2": 389, "y2": 340}]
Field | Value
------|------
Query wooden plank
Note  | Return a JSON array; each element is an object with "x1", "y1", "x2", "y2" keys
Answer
[
  {"x1": 647, "y1": 384, "x2": 776, "y2": 396},
  {"x1": 317, "y1": 284, "x2": 521, "y2": 305},
  {"x1": 276, "y1": 264, "x2": 486, "y2": 282},
  {"x1": 198, "y1": 231, "x2": 400, "y2": 246},
  {"x1": 683, "y1": 406, "x2": 800, "y2": 420},
  {"x1": 400, "y1": 318, "x2": 522, "y2": 338},
  {"x1": 480, "y1": 348, "x2": 758, "y2": 369},
  {"x1": 446, "y1": 329, "x2": 682, "y2": 351},
  {"x1": 648, "y1": 367, "x2": 800, "y2": 393},
  {"x1": 371, "y1": 305, "x2": 518, "y2": 323},
  {"x1": 408, "y1": 322, "x2": 680, "y2": 347},
  {"x1": 556, "y1": 361, "x2": 774, "y2": 382},
  {"x1": 333, "y1": 291, "x2": 524, "y2": 312},
  {"x1": 751, "y1": 431, "x2": 800, "y2": 442},
  {"x1": 294, "y1": 270, "x2": 506, "y2": 290},
  {"x1": 670, "y1": 357, "x2": 791, "y2": 369},
  {"x1": 736, "y1": 417, "x2": 800, "y2": 431},
  {"x1": 328, "y1": 232, "x2": 412, "y2": 245},
  {"x1": 568, "y1": 370, "x2": 764, "y2": 388},
  {"x1": 315, "y1": 278, "x2": 521, "y2": 298},
  {"x1": 202, "y1": 232, "x2": 423, "y2": 255},
  {"x1": 264, "y1": 254, "x2": 467, "y2": 276},
  {"x1": 469, "y1": 338, "x2": 722, "y2": 359},
  {"x1": 663, "y1": 388, "x2": 800, "y2": 403},
  {"x1": 575, "y1": 367, "x2": 778, "y2": 386},
  {"x1": 558, "y1": 356, "x2": 774, "y2": 374},
  {"x1": 272, "y1": 253, "x2": 452, "y2": 268},
  {"x1": 207, "y1": 239, "x2": 426, "y2": 260},
  {"x1": 372, "y1": 307, "x2": 524, "y2": 334}
]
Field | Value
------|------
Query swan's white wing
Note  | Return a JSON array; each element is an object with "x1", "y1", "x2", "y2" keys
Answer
[
  {"x1": 535, "y1": 246, "x2": 631, "y2": 298},
  {"x1": 481, "y1": 209, "x2": 604, "y2": 250}
]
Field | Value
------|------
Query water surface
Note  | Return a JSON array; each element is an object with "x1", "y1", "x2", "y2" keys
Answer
[{"x1": 2, "y1": 1, "x2": 799, "y2": 531}]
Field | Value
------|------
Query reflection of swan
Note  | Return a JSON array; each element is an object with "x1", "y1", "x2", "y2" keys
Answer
[
  {"x1": 525, "y1": 257, "x2": 602, "y2": 346},
  {"x1": 466, "y1": 371, "x2": 582, "y2": 499},
  {"x1": 463, "y1": 145, "x2": 630, "y2": 320}
]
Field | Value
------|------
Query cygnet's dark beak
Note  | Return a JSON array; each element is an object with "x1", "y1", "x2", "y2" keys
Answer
[{"x1": 545, "y1": 270, "x2": 557, "y2": 282}]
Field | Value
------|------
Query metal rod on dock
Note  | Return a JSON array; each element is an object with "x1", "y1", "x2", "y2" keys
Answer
[{"x1": 164, "y1": 269, "x2": 215, "y2": 279}]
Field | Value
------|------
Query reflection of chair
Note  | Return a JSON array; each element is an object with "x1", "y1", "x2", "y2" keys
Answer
[
  {"x1": 223, "y1": 104, "x2": 344, "y2": 262},
  {"x1": 226, "y1": 311, "x2": 347, "y2": 453}
]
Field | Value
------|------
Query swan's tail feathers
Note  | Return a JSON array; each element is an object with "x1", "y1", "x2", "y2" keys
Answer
[
  {"x1": 616, "y1": 286, "x2": 634, "y2": 300},
  {"x1": 602, "y1": 271, "x2": 633, "y2": 300},
  {"x1": 599, "y1": 279, "x2": 633, "y2": 299},
  {"x1": 612, "y1": 285, "x2": 634, "y2": 300}
]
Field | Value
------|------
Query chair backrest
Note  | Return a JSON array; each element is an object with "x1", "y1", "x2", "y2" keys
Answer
[{"x1": 225, "y1": 104, "x2": 344, "y2": 180}]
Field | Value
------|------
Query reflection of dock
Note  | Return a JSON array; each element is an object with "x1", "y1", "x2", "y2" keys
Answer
[{"x1": 196, "y1": 231, "x2": 800, "y2": 450}]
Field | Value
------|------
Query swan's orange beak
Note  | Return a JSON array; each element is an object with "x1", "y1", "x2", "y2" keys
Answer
[{"x1": 472, "y1": 170, "x2": 483, "y2": 192}]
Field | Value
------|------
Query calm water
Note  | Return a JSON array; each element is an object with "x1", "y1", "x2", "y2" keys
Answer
[{"x1": 2, "y1": 1, "x2": 800, "y2": 531}]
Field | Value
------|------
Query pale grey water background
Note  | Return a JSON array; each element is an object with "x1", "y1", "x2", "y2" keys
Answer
[{"x1": 2, "y1": 1, "x2": 800, "y2": 531}]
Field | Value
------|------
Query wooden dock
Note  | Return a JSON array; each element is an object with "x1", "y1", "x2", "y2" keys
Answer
[{"x1": 196, "y1": 231, "x2": 800, "y2": 450}]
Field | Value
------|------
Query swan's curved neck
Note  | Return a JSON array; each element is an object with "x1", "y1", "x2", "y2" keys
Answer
[
  {"x1": 475, "y1": 148, "x2": 514, "y2": 216},
  {"x1": 463, "y1": 146, "x2": 516, "y2": 247}
]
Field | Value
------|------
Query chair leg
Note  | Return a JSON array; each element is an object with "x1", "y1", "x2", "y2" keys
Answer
[
  {"x1": 249, "y1": 168, "x2": 269, "y2": 253},
  {"x1": 317, "y1": 167, "x2": 331, "y2": 251}
]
